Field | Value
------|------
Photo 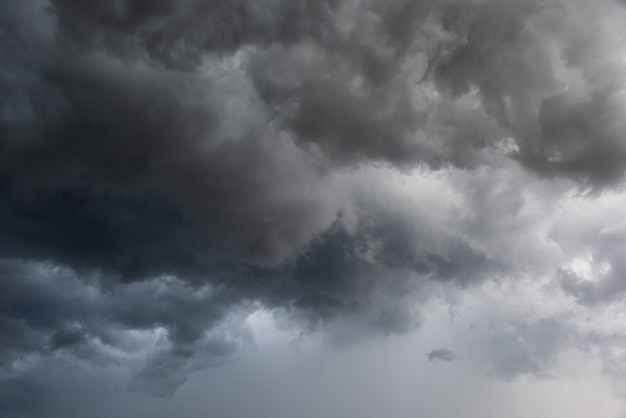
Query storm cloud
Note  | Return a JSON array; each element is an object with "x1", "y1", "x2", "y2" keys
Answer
[{"x1": 3, "y1": 0, "x2": 626, "y2": 416}]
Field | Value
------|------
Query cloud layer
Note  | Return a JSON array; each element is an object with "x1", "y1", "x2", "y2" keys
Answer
[{"x1": 3, "y1": 0, "x2": 626, "y2": 415}]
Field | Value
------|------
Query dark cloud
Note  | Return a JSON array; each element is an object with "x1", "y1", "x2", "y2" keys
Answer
[
  {"x1": 49, "y1": 323, "x2": 86, "y2": 349},
  {"x1": 2, "y1": 0, "x2": 626, "y2": 414},
  {"x1": 2, "y1": 0, "x2": 625, "y2": 275},
  {"x1": 0, "y1": 259, "x2": 249, "y2": 397},
  {"x1": 426, "y1": 348, "x2": 456, "y2": 362}
]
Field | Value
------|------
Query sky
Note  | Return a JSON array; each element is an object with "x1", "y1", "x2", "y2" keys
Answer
[{"x1": 3, "y1": 0, "x2": 626, "y2": 416}]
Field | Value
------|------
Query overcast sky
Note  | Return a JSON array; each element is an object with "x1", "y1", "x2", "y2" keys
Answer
[{"x1": 3, "y1": 0, "x2": 626, "y2": 417}]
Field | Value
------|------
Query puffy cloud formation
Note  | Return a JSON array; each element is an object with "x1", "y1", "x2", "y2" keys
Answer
[{"x1": 3, "y1": 0, "x2": 626, "y2": 416}]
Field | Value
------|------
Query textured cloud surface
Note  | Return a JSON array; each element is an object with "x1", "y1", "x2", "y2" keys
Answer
[{"x1": 3, "y1": 0, "x2": 626, "y2": 416}]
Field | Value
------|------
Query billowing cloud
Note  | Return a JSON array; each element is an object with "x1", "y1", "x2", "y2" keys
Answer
[{"x1": 3, "y1": 0, "x2": 626, "y2": 416}]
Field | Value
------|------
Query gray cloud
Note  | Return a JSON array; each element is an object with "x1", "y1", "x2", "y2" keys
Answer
[
  {"x1": 3, "y1": 240, "x2": 245, "y2": 397},
  {"x1": 2, "y1": 0, "x2": 625, "y2": 275},
  {"x1": 483, "y1": 318, "x2": 571, "y2": 380},
  {"x1": 426, "y1": 347, "x2": 456, "y2": 362},
  {"x1": 3, "y1": 0, "x2": 626, "y2": 415}
]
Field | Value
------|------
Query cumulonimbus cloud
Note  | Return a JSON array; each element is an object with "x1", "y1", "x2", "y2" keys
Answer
[{"x1": 2, "y1": 0, "x2": 626, "y2": 406}]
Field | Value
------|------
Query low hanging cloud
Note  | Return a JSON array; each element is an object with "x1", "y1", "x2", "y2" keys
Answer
[
  {"x1": 2, "y1": 0, "x2": 626, "y2": 414},
  {"x1": 426, "y1": 348, "x2": 456, "y2": 363}
]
